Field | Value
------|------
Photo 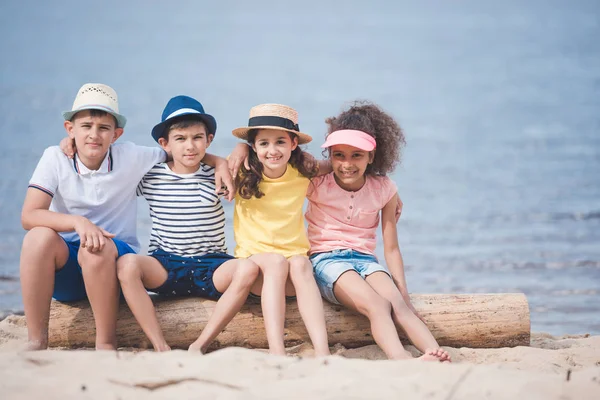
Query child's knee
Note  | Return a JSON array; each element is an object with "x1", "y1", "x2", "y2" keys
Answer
[
  {"x1": 22, "y1": 227, "x2": 60, "y2": 249},
  {"x1": 362, "y1": 294, "x2": 392, "y2": 317},
  {"x1": 260, "y1": 256, "x2": 288, "y2": 281},
  {"x1": 77, "y1": 242, "x2": 118, "y2": 271},
  {"x1": 116, "y1": 254, "x2": 141, "y2": 283},
  {"x1": 234, "y1": 259, "x2": 260, "y2": 283},
  {"x1": 288, "y1": 256, "x2": 312, "y2": 280}
]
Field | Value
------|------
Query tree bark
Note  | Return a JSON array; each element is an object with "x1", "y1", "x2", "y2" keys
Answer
[{"x1": 48, "y1": 293, "x2": 530, "y2": 349}]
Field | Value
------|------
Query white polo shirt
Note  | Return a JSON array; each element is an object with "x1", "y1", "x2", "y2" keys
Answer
[{"x1": 28, "y1": 142, "x2": 166, "y2": 252}]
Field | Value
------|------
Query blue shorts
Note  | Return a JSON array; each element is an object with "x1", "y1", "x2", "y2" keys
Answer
[
  {"x1": 149, "y1": 249, "x2": 235, "y2": 300},
  {"x1": 53, "y1": 238, "x2": 136, "y2": 302},
  {"x1": 310, "y1": 249, "x2": 391, "y2": 305}
]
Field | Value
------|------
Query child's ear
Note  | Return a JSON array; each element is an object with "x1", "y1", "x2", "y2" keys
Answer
[
  {"x1": 112, "y1": 128, "x2": 124, "y2": 143},
  {"x1": 368, "y1": 151, "x2": 375, "y2": 164},
  {"x1": 206, "y1": 134, "x2": 214, "y2": 147},
  {"x1": 64, "y1": 121, "x2": 75, "y2": 138},
  {"x1": 158, "y1": 137, "x2": 170, "y2": 151},
  {"x1": 291, "y1": 136, "x2": 299, "y2": 151}
]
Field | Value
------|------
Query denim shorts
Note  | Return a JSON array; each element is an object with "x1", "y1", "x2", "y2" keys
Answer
[
  {"x1": 150, "y1": 249, "x2": 235, "y2": 300},
  {"x1": 310, "y1": 249, "x2": 391, "y2": 305},
  {"x1": 53, "y1": 238, "x2": 136, "y2": 302}
]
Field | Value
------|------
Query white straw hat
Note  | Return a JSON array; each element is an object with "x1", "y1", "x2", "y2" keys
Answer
[
  {"x1": 232, "y1": 103, "x2": 312, "y2": 144},
  {"x1": 62, "y1": 83, "x2": 127, "y2": 128}
]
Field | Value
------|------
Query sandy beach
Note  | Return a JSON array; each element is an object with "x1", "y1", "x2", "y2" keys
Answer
[{"x1": 1, "y1": 315, "x2": 598, "y2": 399}]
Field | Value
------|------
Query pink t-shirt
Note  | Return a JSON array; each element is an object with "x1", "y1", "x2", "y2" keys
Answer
[{"x1": 306, "y1": 172, "x2": 397, "y2": 257}]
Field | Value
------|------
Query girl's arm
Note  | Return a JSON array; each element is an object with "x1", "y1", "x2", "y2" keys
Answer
[
  {"x1": 302, "y1": 152, "x2": 332, "y2": 176},
  {"x1": 381, "y1": 193, "x2": 424, "y2": 320}
]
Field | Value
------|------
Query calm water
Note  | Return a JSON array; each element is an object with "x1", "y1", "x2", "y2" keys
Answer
[{"x1": 0, "y1": 1, "x2": 598, "y2": 335}]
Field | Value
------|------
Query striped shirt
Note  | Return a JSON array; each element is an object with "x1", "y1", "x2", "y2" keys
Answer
[{"x1": 137, "y1": 163, "x2": 227, "y2": 257}]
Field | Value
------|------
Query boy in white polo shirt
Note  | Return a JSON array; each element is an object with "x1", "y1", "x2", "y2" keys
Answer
[{"x1": 20, "y1": 83, "x2": 167, "y2": 350}]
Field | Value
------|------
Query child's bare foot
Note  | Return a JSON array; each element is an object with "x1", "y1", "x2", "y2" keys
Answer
[
  {"x1": 418, "y1": 350, "x2": 442, "y2": 361},
  {"x1": 430, "y1": 348, "x2": 451, "y2": 362},
  {"x1": 420, "y1": 348, "x2": 451, "y2": 362},
  {"x1": 188, "y1": 340, "x2": 206, "y2": 354},
  {"x1": 24, "y1": 339, "x2": 47, "y2": 351},
  {"x1": 154, "y1": 344, "x2": 171, "y2": 352},
  {"x1": 95, "y1": 343, "x2": 117, "y2": 351}
]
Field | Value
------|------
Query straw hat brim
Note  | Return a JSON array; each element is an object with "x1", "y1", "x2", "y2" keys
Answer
[
  {"x1": 232, "y1": 126, "x2": 312, "y2": 144},
  {"x1": 63, "y1": 106, "x2": 127, "y2": 129}
]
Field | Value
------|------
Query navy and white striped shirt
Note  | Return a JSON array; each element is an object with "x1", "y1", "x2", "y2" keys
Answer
[{"x1": 137, "y1": 163, "x2": 227, "y2": 257}]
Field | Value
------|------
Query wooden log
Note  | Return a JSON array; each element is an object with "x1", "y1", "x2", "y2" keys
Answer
[{"x1": 48, "y1": 293, "x2": 530, "y2": 349}]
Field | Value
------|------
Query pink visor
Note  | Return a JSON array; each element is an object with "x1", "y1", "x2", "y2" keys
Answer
[{"x1": 321, "y1": 129, "x2": 376, "y2": 151}]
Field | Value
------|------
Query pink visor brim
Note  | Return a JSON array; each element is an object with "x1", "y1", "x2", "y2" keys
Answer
[{"x1": 321, "y1": 129, "x2": 376, "y2": 151}]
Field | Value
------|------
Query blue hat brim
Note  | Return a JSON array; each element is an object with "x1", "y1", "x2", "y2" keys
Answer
[{"x1": 151, "y1": 113, "x2": 217, "y2": 142}]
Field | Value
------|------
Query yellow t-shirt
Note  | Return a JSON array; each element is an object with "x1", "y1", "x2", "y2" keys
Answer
[{"x1": 234, "y1": 165, "x2": 310, "y2": 258}]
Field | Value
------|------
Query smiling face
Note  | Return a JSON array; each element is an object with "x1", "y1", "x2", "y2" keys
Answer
[
  {"x1": 330, "y1": 144, "x2": 374, "y2": 191},
  {"x1": 159, "y1": 121, "x2": 212, "y2": 174},
  {"x1": 64, "y1": 110, "x2": 123, "y2": 170},
  {"x1": 252, "y1": 129, "x2": 298, "y2": 178}
]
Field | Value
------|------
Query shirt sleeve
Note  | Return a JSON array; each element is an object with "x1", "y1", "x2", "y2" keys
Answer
[
  {"x1": 136, "y1": 144, "x2": 167, "y2": 173},
  {"x1": 28, "y1": 147, "x2": 60, "y2": 198},
  {"x1": 381, "y1": 176, "x2": 398, "y2": 207}
]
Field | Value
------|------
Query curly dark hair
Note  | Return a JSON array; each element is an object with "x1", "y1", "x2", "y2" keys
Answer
[
  {"x1": 324, "y1": 101, "x2": 406, "y2": 176},
  {"x1": 236, "y1": 129, "x2": 318, "y2": 199}
]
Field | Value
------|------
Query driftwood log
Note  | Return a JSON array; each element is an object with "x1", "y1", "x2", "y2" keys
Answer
[{"x1": 48, "y1": 293, "x2": 530, "y2": 349}]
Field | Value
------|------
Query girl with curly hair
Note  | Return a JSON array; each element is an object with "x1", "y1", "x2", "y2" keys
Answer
[
  {"x1": 305, "y1": 101, "x2": 451, "y2": 361},
  {"x1": 230, "y1": 103, "x2": 330, "y2": 357}
]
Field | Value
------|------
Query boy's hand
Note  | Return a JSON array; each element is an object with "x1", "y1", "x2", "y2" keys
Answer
[
  {"x1": 228, "y1": 143, "x2": 250, "y2": 178},
  {"x1": 73, "y1": 216, "x2": 115, "y2": 253},
  {"x1": 60, "y1": 137, "x2": 76, "y2": 159},
  {"x1": 214, "y1": 159, "x2": 235, "y2": 202}
]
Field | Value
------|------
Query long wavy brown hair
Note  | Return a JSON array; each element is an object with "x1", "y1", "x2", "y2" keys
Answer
[
  {"x1": 325, "y1": 101, "x2": 406, "y2": 176},
  {"x1": 237, "y1": 129, "x2": 318, "y2": 199}
]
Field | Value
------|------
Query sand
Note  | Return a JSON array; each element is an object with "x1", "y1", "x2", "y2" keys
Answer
[{"x1": 0, "y1": 315, "x2": 599, "y2": 399}]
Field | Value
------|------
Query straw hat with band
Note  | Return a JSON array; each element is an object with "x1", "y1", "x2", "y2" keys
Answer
[
  {"x1": 63, "y1": 83, "x2": 127, "y2": 128},
  {"x1": 232, "y1": 104, "x2": 312, "y2": 144},
  {"x1": 321, "y1": 129, "x2": 377, "y2": 151}
]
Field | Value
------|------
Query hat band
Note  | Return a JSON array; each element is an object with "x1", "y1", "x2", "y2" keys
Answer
[
  {"x1": 248, "y1": 116, "x2": 299, "y2": 132},
  {"x1": 166, "y1": 108, "x2": 201, "y2": 120}
]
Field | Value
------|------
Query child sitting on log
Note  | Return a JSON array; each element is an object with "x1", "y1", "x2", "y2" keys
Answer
[
  {"x1": 305, "y1": 101, "x2": 451, "y2": 362},
  {"x1": 229, "y1": 104, "x2": 331, "y2": 357},
  {"x1": 116, "y1": 95, "x2": 260, "y2": 352}
]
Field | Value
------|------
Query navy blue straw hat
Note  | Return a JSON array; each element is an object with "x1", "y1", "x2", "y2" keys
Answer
[{"x1": 151, "y1": 95, "x2": 217, "y2": 142}]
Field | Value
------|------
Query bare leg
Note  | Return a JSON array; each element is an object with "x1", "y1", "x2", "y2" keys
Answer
[
  {"x1": 189, "y1": 259, "x2": 260, "y2": 353},
  {"x1": 78, "y1": 241, "x2": 121, "y2": 350},
  {"x1": 333, "y1": 271, "x2": 412, "y2": 360},
  {"x1": 287, "y1": 256, "x2": 330, "y2": 356},
  {"x1": 19, "y1": 227, "x2": 69, "y2": 350},
  {"x1": 366, "y1": 272, "x2": 451, "y2": 362},
  {"x1": 117, "y1": 254, "x2": 169, "y2": 351},
  {"x1": 248, "y1": 253, "x2": 289, "y2": 356}
]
